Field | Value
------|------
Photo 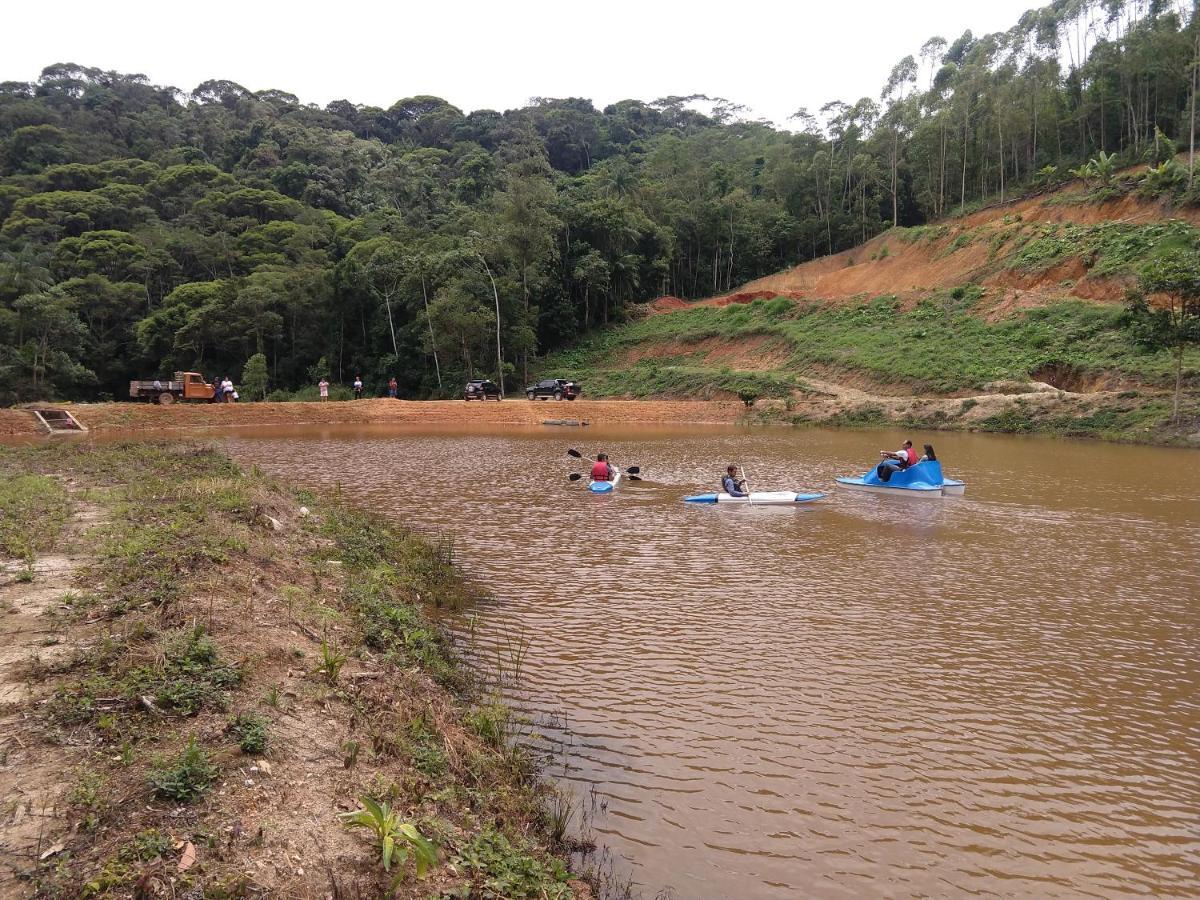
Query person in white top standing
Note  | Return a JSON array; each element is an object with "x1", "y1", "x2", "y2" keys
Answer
[
  {"x1": 221, "y1": 377, "x2": 234, "y2": 403},
  {"x1": 318, "y1": 378, "x2": 330, "y2": 401}
]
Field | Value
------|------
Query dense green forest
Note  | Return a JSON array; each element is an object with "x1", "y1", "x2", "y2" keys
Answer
[{"x1": 0, "y1": 0, "x2": 1197, "y2": 402}]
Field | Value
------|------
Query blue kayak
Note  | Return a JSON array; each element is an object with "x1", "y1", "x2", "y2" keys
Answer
[
  {"x1": 588, "y1": 469, "x2": 622, "y2": 493},
  {"x1": 836, "y1": 460, "x2": 966, "y2": 496}
]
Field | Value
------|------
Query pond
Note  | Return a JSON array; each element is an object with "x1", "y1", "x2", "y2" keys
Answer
[{"x1": 222, "y1": 423, "x2": 1198, "y2": 899}]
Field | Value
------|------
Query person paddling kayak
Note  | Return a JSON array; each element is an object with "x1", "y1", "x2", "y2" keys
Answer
[
  {"x1": 591, "y1": 453, "x2": 616, "y2": 482},
  {"x1": 722, "y1": 465, "x2": 749, "y2": 498}
]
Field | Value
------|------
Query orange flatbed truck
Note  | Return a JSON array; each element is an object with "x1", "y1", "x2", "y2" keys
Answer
[{"x1": 129, "y1": 372, "x2": 213, "y2": 405}]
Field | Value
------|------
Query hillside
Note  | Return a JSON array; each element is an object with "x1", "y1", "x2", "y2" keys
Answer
[
  {"x1": 3, "y1": 5, "x2": 1199, "y2": 406},
  {"x1": 539, "y1": 182, "x2": 1200, "y2": 444}
]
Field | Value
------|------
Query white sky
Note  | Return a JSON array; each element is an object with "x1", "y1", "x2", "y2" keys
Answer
[{"x1": 5, "y1": 0, "x2": 1038, "y2": 128}]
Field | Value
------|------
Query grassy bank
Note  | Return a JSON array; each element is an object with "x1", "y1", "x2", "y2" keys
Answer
[
  {"x1": 0, "y1": 442, "x2": 586, "y2": 898},
  {"x1": 0, "y1": 473, "x2": 70, "y2": 561},
  {"x1": 537, "y1": 294, "x2": 1199, "y2": 444}
]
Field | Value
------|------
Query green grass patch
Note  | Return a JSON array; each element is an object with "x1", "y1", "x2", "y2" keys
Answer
[
  {"x1": 1007, "y1": 220, "x2": 1200, "y2": 276},
  {"x1": 149, "y1": 736, "x2": 218, "y2": 802},
  {"x1": 228, "y1": 711, "x2": 270, "y2": 754},
  {"x1": 0, "y1": 473, "x2": 69, "y2": 560},
  {"x1": 455, "y1": 828, "x2": 573, "y2": 899},
  {"x1": 322, "y1": 503, "x2": 467, "y2": 686},
  {"x1": 538, "y1": 293, "x2": 1197, "y2": 396}
]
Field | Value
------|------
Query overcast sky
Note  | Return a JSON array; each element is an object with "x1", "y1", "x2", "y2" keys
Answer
[{"x1": 6, "y1": 0, "x2": 1037, "y2": 128}]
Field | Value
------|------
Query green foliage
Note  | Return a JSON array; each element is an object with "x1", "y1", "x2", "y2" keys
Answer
[
  {"x1": 321, "y1": 502, "x2": 465, "y2": 685},
  {"x1": 1138, "y1": 160, "x2": 1188, "y2": 198},
  {"x1": 454, "y1": 828, "x2": 572, "y2": 899},
  {"x1": 1008, "y1": 221, "x2": 1200, "y2": 277},
  {"x1": 541, "y1": 292, "x2": 1198, "y2": 396},
  {"x1": 228, "y1": 711, "x2": 270, "y2": 754},
  {"x1": 149, "y1": 736, "x2": 217, "y2": 802},
  {"x1": 314, "y1": 638, "x2": 347, "y2": 684},
  {"x1": 340, "y1": 796, "x2": 437, "y2": 877},
  {"x1": 466, "y1": 702, "x2": 511, "y2": 749},
  {"x1": 123, "y1": 625, "x2": 241, "y2": 715},
  {"x1": 241, "y1": 352, "x2": 269, "y2": 400},
  {"x1": 0, "y1": 472, "x2": 68, "y2": 560},
  {"x1": 1, "y1": 8, "x2": 1195, "y2": 402},
  {"x1": 126, "y1": 829, "x2": 172, "y2": 862}
]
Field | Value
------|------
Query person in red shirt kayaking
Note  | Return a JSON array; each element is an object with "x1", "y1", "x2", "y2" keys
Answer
[
  {"x1": 590, "y1": 453, "x2": 615, "y2": 482},
  {"x1": 877, "y1": 439, "x2": 918, "y2": 481}
]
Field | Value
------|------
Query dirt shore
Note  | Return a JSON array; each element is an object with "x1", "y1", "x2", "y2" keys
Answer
[
  {"x1": 2, "y1": 390, "x2": 1193, "y2": 445},
  {"x1": 0, "y1": 398, "x2": 747, "y2": 436},
  {"x1": 0, "y1": 443, "x2": 591, "y2": 897}
]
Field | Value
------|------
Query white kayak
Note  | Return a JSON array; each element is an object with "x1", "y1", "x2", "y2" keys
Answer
[
  {"x1": 589, "y1": 468, "x2": 622, "y2": 493},
  {"x1": 684, "y1": 490, "x2": 825, "y2": 505}
]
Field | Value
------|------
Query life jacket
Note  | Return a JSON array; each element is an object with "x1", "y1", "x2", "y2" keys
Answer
[
  {"x1": 904, "y1": 447, "x2": 919, "y2": 467},
  {"x1": 591, "y1": 461, "x2": 611, "y2": 481}
]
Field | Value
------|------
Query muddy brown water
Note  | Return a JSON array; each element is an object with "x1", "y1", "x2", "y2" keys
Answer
[{"x1": 188, "y1": 425, "x2": 1200, "y2": 896}]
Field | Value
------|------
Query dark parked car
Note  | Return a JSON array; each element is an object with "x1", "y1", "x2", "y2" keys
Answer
[
  {"x1": 525, "y1": 378, "x2": 581, "y2": 401},
  {"x1": 463, "y1": 379, "x2": 502, "y2": 401}
]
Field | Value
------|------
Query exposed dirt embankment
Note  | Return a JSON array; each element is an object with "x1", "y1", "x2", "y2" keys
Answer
[
  {"x1": 651, "y1": 187, "x2": 1195, "y2": 316},
  {"x1": 0, "y1": 410, "x2": 43, "y2": 436},
  {"x1": 55, "y1": 398, "x2": 746, "y2": 432}
]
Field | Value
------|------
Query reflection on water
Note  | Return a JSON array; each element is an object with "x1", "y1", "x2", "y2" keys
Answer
[{"x1": 225, "y1": 424, "x2": 1200, "y2": 898}]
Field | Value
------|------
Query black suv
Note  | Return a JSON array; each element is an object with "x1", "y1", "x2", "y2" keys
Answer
[
  {"x1": 463, "y1": 379, "x2": 502, "y2": 401},
  {"x1": 525, "y1": 378, "x2": 581, "y2": 401}
]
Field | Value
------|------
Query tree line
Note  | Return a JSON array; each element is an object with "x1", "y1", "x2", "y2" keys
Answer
[{"x1": 1, "y1": 0, "x2": 1197, "y2": 403}]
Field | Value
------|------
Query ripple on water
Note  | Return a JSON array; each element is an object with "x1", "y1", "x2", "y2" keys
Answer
[{"x1": 226, "y1": 426, "x2": 1200, "y2": 899}]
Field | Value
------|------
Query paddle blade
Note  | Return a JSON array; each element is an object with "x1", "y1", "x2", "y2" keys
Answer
[
  {"x1": 625, "y1": 466, "x2": 640, "y2": 475},
  {"x1": 567, "y1": 448, "x2": 583, "y2": 458},
  {"x1": 627, "y1": 473, "x2": 642, "y2": 481},
  {"x1": 568, "y1": 472, "x2": 583, "y2": 481}
]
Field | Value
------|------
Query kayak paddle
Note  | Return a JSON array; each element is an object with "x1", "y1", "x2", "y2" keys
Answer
[{"x1": 568, "y1": 448, "x2": 642, "y2": 478}]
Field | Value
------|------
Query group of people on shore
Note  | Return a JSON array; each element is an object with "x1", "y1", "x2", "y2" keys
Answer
[
  {"x1": 210, "y1": 377, "x2": 237, "y2": 403},
  {"x1": 315, "y1": 375, "x2": 399, "y2": 401}
]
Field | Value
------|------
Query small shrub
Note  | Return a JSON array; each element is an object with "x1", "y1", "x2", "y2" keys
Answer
[
  {"x1": 123, "y1": 625, "x2": 240, "y2": 716},
  {"x1": 315, "y1": 638, "x2": 346, "y2": 684},
  {"x1": 126, "y1": 828, "x2": 172, "y2": 861},
  {"x1": 150, "y1": 736, "x2": 217, "y2": 802},
  {"x1": 228, "y1": 711, "x2": 269, "y2": 754},
  {"x1": 340, "y1": 796, "x2": 437, "y2": 876},
  {"x1": 455, "y1": 828, "x2": 571, "y2": 899}
]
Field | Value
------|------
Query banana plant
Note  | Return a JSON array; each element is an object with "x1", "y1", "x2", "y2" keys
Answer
[
  {"x1": 1090, "y1": 151, "x2": 1117, "y2": 186},
  {"x1": 341, "y1": 796, "x2": 438, "y2": 876}
]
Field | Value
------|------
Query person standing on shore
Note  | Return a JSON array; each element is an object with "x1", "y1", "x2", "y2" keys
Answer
[
  {"x1": 387, "y1": 376, "x2": 398, "y2": 399},
  {"x1": 221, "y1": 376, "x2": 234, "y2": 403},
  {"x1": 318, "y1": 377, "x2": 329, "y2": 401},
  {"x1": 353, "y1": 375, "x2": 364, "y2": 400}
]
